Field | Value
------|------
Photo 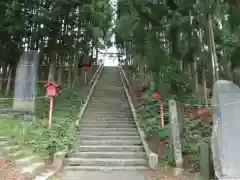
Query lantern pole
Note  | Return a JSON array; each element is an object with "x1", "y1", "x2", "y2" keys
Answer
[
  {"x1": 153, "y1": 92, "x2": 165, "y2": 128},
  {"x1": 48, "y1": 96, "x2": 54, "y2": 131},
  {"x1": 160, "y1": 99, "x2": 164, "y2": 128},
  {"x1": 84, "y1": 71, "x2": 87, "y2": 84}
]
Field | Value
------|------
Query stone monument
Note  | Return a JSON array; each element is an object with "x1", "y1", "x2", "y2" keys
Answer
[
  {"x1": 211, "y1": 80, "x2": 240, "y2": 179},
  {"x1": 12, "y1": 51, "x2": 40, "y2": 113}
]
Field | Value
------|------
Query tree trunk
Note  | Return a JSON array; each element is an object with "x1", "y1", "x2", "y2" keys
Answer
[
  {"x1": 5, "y1": 65, "x2": 13, "y2": 95},
  {"x1": 57, "y1": 55, "x2": 64, "y2": 86},
  {"x1": 0, "y1": 62, "x2": 7, "y2": 92},
  {"x1": 207, "y1": 13, "x2": 219, "y2": 82},
  {"x1": 67, "y1": 56, "x2": 73, "y2": 87},
  {"x1": 202, "y1": 69, "x2": 208, "y2": 107},
  {"x1": 192, "y1": 60, "x2": 198, "y2": 93},
  {"x1": 73, "y1": 55, "x2": 80, "y2": 86},
  {"x1": 48, "y1": 50, "x2": 57, "y2": 83},
  {"x1": 67, "y1": 66, "x2": 72, "y2": 87},
  {"x1": 187, "y1": 64, "x2": 191, "y2": 79}
]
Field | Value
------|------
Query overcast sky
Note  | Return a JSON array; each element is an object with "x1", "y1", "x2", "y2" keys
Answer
[{"x1": 100, "y1": 0, "x2": 119, "y2": 66}]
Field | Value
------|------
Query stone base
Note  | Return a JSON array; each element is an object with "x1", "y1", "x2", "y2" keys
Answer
[
  {"x1": 148, "y1": 153, "x2": 158, "y2": 169},
  {"x1": 12, "y1": 99, "x2": 35, "y2": 113}
]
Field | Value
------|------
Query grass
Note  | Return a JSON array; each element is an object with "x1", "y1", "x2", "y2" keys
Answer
[{"x1": 0, "y1": 83, "x2": 90, "y2": 162}]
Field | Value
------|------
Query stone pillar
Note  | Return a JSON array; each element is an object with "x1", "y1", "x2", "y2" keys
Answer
[
  {"x1": 211, "y1": 80, "x2": 240, "y2": 179},
  {"x1": 12, "y1": 51, "x2": 40, "y2": 113}
]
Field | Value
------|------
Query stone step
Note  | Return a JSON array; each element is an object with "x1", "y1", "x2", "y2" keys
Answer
[
  {"x1": 83, "y1": 111, "x2": 132, "y2": 115},
  {"x1": 64, "y1": 158, "x2": 147, "y2": 166},
  {"x1": 90, "y1": 100, "x2": 127, "y2": 103},
  {"x1": 87, "y1": 104, "x2": 129, "y2": 107},
  {"x1": 14, "y1": 155, "x2": 37, "y2": 168},
  {"x1": 80, "y1": 124, "x2": 136, "y2": 128},
  {"x1": 94, "y1": 87, "x2": 123, "y2": 89},
  {"x1": 94, "y1": 95, "x2": 126, "y2": 96},
  {"x1": 94, "y1": 86, "x2": 123, "y2": 88},
  {"x1": 82, "y1": 116, "x2": 133, "y2": 119},
  {"x1": 2, "y1": 145, "x2": 20, "y2": 153},
  {"x1": 63, "y1": 165, "x2": 147, "y2": 171},
  {"x1": 78, "y1": 139, "x2": 142, "y2": 146},
  {"x1": 20, "y1": 162, "x2": 45, "y2": 179},
  {"x1": 86, "y1": 107, "x2": 131, "y2": 110},
  {"x1": 82, "y1": 115, "x2": 132, "y2": 119},
  {"x1": 69, "y1": 152, "x2": 146, "y2": 159},
  {"x1": 84, "y1": 108, "x2": 131, "y2": 111},
  {"x1": 91, "y1": 94, "x2": 125, "y2": 96},
  {"x1": 78, "y1": 135, "x2": 141, "y2": 141},
  {"x1": 86, "y1": 107, "x2": 130, "y2": 110},
  {"x1": 78, "y1": 131, "x2": 138, "y2": 136},
  {"x1": 88, "y1": 104, "x2": 129, "y2": 107},
  {"x1": 0, "y1": 136, "x2": 10, "y2": 141},
  {"x1": 83, "y1": 114, "x2": 133, "y2": 118},
  {"x1": 88, "y1": 101, "x2": 129, "y2": 104},
  {"x1": 98, "y1": 94, "x2": 124, "y2": 96},
  {"x1": 81, "y1": 118, "x2": 133, "y2": 121},
  {"x1": 79, "y1": 128, "x2": 137, "y2": 133},
  {"x1": 93, "y1": 90, "x2": 124, "y2": 92},
  {"x1": 76, "y1": 145, "x2": 144, "y2": 152},
  {"x1": 9, "y1": 150, "x2": 25, "y2": 157},
  {"x1": 83, "y1": 112, "x2": 131, "y2": 115},
  {"x1": 33, "y1": 169, "x2": 57, "y2": 180},
  {"x1": 80, "y1": 120, "x2": 135, "y2": 124},
  {"x1": 0, "y1": 141, "x2": 10, "y2": 146}
]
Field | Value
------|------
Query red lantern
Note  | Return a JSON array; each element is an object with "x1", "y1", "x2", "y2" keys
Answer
[
  {"x1": 83, "y1": 64, "x2": 89, "y2": 72},
  {"x1": 44, "y1": 82, "x2": 59, "y2": 131},
  {"x1": 44, "y1": 82, "x2": 59, "y2": 97}
]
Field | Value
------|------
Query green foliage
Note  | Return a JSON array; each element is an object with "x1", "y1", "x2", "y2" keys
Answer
[
  {"x1": 0, "y1": 116, "x2": 75, "y2": 159},
  {"x1": 182, "y1": 119, "x2": 212, "y2": 171},
  {"x1": 35, "y1": 117, "x2": 76, "y2": 158},
  {"x1": 0, "y1": 0, "x2": 113, "y2": 72},
  {"x1": 136, "y1": 90, "x2": 169, "y2": 141},
  {"x1": 0, "y1": 88, "x2": 83, "y2": 159}
]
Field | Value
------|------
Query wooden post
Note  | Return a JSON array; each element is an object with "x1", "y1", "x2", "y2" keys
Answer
[
  {"x1": 169, "y1": 100, "x2": 183, "y2": 169},
  {"x1": 200, "y1": 141, "x2": 215, "y2": 179}
]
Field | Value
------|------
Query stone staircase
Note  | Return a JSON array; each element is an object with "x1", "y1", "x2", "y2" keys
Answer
[{"x1": 64, "y1": 67, "x2": 148, "y2": 171}]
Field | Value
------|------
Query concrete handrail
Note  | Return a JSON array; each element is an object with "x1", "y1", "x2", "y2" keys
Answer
[
  {"x1": 118, "y1": 66, "x2": 158, "y2": 169},
  {"x1": 76, "y1": 65, "x2": 104, "y2": 127},
  {"x1": 89, "y1": 64, "x2": 102, "y2": 84}
]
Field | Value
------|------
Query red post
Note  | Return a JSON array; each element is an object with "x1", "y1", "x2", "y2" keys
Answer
[
  {"x1": 154, "y1": 91, "x2": 164, "y2": 128},
  {"x1": 83, "y1": 64, "x2": 89, "y2": 84},
  {"x1": 160, "y1": 99, "x2": 164, "y2": 128},
  {"x1": 49, "y1": 96, "x2": 54, "y2": 131},
  {"x1": 84, "y1": 71, "x2": 87, "y2": 84}
]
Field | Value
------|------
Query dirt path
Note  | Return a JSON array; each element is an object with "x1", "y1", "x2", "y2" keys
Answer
[{"x1": 0, "y1": 156, "x2": 26, "y2": 180}]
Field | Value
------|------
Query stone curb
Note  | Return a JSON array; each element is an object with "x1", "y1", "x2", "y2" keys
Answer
[
  {"x1": 76, "y1": 65, "x2": 104, "y2": 127},
  {"x1": 53, "y1": 150, "x2": 67, "y2": 170},
  {"x1": 89, "y1": 64, "x2": 102, "y2": 85},
  {"x1": 118, "y1": 66, "x2": 158, "y2": 169},
  {"x1": 21, "y1": 150, "x2": 67, "y2": 180}
]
